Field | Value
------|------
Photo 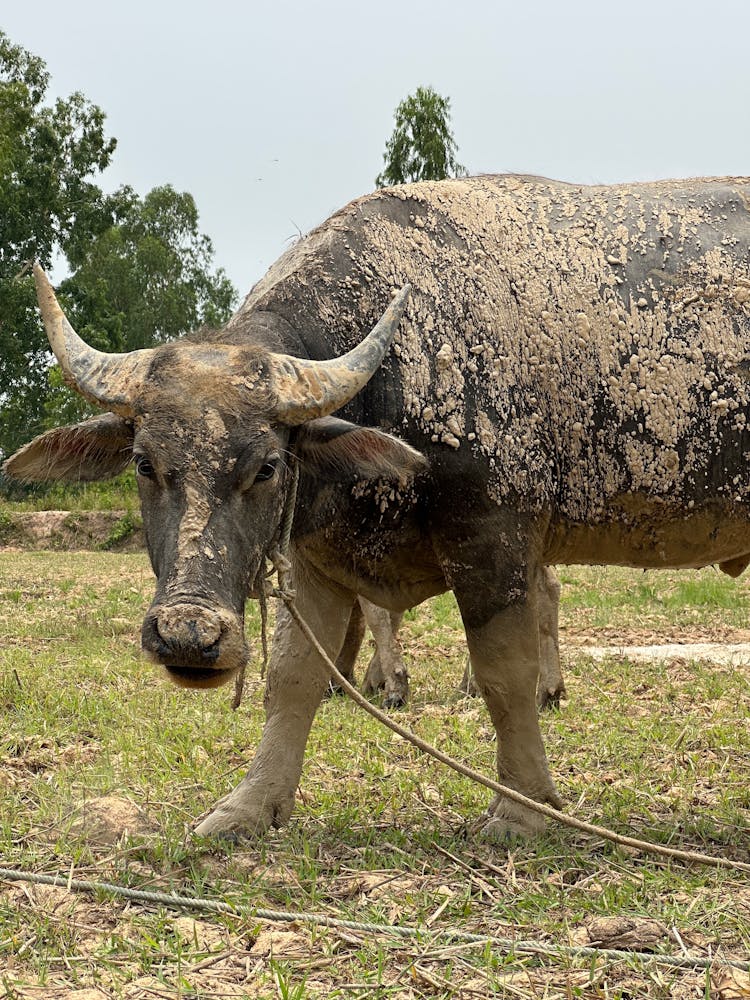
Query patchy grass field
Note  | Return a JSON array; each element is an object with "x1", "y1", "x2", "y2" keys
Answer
[{"x1": 0, "y1": 551, "x2": 748, "y2": 998}]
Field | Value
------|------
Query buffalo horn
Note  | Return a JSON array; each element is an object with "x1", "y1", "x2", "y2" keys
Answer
[
  {"x1": 33, "y1": 263, "x2": 152, "y2": 417},
  {"x1": 269, "y1": 285, "x2": 411, "y2": 425}
]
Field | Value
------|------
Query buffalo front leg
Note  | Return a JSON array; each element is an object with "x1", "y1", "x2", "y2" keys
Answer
[
  {"x1": 456, "y1": 589, "x2": 562, "y2": 841},
  {"x1": 459, "y1": 566, "x2": 564, "y2": 710},
  {"x1": 195, "y1": 570, "x2": 353, "y2": 839}
]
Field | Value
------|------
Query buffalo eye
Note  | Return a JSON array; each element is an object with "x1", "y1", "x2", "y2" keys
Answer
[
  {"x1": 254, "y1": 459, "x2": 278, "y2": 483},
  {"x1": 134, "y1": 454, "x2": 155, "y2": 479}
]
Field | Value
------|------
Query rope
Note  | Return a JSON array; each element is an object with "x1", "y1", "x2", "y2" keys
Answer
[
  {"x1": 231, "y1": 462, "x2": 298, "y2": 708},
  {"x1": 274, "y1": 582, "x2": 750, "y2": 876},
  {"x1": 0, "y1": 865, "x2": 747, "y2": 973},
  {"x1": 277, "y1": 459, "x2": 299, "y2": 568}
]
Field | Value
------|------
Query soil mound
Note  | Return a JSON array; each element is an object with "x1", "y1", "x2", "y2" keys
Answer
[{"x1": 0, "y1": 510, "x2": 143, "y2": 551}]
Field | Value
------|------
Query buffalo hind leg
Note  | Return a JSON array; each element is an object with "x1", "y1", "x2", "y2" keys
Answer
[
  {"x1": 328, "y1": 598, "x2": 365, "y2": 696},
  {"x1": 195, "y1": 564, "x2": 353, "y2": 839},
  {"x1": 359, "y1": 599, "x2": 408, "y2": 707},
  {"x1": 328, "y1": 598, "x2": 409, "y2": 707},
  {"x1": 535, "y1": 566, "x2": 565, "y2": 710}
]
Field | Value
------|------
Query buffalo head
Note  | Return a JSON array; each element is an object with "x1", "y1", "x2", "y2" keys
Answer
[{"x1": 4, "y1": 267, "x2": 424, "y2": 689}]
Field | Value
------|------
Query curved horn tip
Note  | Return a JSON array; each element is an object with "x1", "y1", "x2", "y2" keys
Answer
[
  {"x1": 32, "y1": 264, "x2": 65, "y2": 327},
  {"x1": 372, "y1": 284, "x2": 411, "y2": 338},
  {"x1": 32, "y1": 262, "x2": 54, "y2": 301},
  {"x1": 390, "y1": 284, "x2": 411, "y2": 312},
  {"x1": 29, "y1": 261, "x2": 142, "y2": 418},
  {"x1": 32, "y1": 261, "x2": 54, "y2": 293}
]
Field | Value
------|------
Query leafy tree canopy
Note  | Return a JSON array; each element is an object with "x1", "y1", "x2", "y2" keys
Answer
[
  {"x1": 0, "y1": 31, "x2": 236, "y2": 459},
  {"x1": 376, "y1": 86, "x2": 466, "y2": 188}
]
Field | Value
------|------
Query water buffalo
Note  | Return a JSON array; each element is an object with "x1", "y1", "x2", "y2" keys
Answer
[
  {"x1": 7, "y1": 174, "x2": 750, "y2": 842},
  {"x1": 336, "y1": 567, "x2": 564, "y2": 709}
]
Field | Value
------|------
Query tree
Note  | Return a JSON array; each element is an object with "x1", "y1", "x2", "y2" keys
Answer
[
  {"x1": 0, "y1": 32, "x2": 237, "y2": 459},
  {"x1": 43, "y1": 185, "x2": 237, "y2": 427},
  {"x1": 63, "y1": 184, "x2": 235, "y2": 352},
  {"x1": 0, "y1": 31, "x2": 116, "y2": 456},
  {"x1": 376, "y1": 86, "x2": 466, "y2": 188}
]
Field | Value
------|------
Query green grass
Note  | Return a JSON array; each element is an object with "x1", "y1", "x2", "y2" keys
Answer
[
  {"x1": 0, "y1": 553, "x2": 747, "y2": 996},
  {"x1": 558, "y1": 563, "x2": 750, "y2": 631},
  {"x1": 0, "y1": 470, "x2": 139, "y2": 513}
]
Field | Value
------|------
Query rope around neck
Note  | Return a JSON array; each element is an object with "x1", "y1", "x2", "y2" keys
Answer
[{"x1": 232, "y1": 461, "x2": 300, "y2": 709}]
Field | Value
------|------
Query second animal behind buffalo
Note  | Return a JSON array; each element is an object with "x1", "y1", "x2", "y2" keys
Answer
[{"x1": 334, "y1": 567, "x2": 565, "y2": 710}]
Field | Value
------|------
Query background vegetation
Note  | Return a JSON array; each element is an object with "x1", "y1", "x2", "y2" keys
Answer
[
  {"x1": 0, "y1": 31, "x2": 236, "y2": 461},
  {"x1": 376, "y1": 85, "x2": 465, "y2": 188}
]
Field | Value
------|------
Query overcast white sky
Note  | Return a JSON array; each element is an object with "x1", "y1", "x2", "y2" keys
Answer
[{"x1": 5, "y1": 0, "x2": 750, "y2": 296}]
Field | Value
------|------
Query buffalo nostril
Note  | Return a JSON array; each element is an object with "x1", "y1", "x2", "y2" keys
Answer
[{"x1": 154, "y1": 604, "x2": 223, "y2": 653}]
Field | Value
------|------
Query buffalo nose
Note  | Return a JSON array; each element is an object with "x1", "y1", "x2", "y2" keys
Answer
[{"x1": 154, "y1": 604, "x2": 223, "y2": 654}]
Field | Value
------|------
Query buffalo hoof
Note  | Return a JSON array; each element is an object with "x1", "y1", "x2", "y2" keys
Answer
[
  {"x1": 536, "y1": 682, "x2": 567, "y2": 711},
  {"x1": 382, "y1": 690, "x2": 407, "y2": 709},
  {"x1": 473, "y1": 788, "x2": 561, "y2": 842},
  {"x1": 473, "y1": 802, "x2": 547, "y2": 842},
  {"x1": 193, "y1": 782, "x2": 294, "y2": 840},
  {"x1": 362, "y1": 660, "x2": 409, "y2": 708}
]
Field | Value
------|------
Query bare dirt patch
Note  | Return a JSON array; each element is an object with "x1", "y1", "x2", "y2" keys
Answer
[
  {"x1": 563, "y1": 622, "x2": 750, "y2": 645},
  {"x1": 0, "y1": 510, "x2": 143, "y2": 551},
  {"x1": 572, "y1": 640, "x2": 750, "y2": 665}
]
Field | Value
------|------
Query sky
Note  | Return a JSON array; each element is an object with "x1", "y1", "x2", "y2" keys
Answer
[{"x1": 4, "y1": 0, "x2": 750, "y2": 298}]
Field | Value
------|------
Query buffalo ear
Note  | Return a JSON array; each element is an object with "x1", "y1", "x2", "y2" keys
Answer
[
  {"x1": 3, "y1": 413, "x2": 134, "y2": 482},
  {"x1": 293, "y1": 416, "x2": 428, "y2": 483}
]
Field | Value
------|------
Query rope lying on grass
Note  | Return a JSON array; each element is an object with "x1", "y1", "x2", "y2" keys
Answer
[
  {"x1": 0, "y1": 865, "x2": 748, "y2": 973},
  {"x1": 274, "y1": 581, "x2": 750, "y2": 877}
]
